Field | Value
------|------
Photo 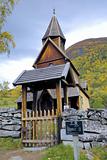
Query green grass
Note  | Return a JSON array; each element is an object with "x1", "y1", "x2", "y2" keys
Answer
[
  {"x1": 42, "y1": 144, "x2": 88, "y2": 160},
  {"x1": 0, "y1": 138, "x2": 22, "y2": 150},
  {"x1": 91, "y1": 146, "x2": 107, "y2": 160}
]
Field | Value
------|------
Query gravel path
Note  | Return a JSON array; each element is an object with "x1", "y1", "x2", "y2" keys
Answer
[{"x1": 0, "y1": 150, "x2": 45, "y2": 160}]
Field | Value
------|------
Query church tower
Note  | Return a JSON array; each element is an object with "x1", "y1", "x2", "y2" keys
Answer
[{"x1": 42, "y1": 11, "x2": 66, "y2": 51}]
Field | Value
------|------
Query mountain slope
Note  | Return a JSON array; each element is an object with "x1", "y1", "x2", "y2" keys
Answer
[{"x1": 66, "y1": 37, "x2": 107, "y2": 108}]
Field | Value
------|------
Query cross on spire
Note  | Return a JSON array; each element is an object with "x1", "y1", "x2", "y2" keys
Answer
[{"x1": 53, "y1": 9, "x2": 56, "y2": 15}]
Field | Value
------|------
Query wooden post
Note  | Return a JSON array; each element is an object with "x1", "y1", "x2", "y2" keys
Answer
[
  {"x1": 22, "y1": 85, "x2": 27, "y2": 144},
  {"x1": 56, "y1": 80, "x2": 62, "y2": 115},
  {"x1": 63, "y1": 86, "x2": 68, "y2": 106},
  {"x1": 22, "y1": 85, "x2": 27, "y2": 118},
  {"x1": 56, "y1": 80, "x2": 62, "y2": 144}
]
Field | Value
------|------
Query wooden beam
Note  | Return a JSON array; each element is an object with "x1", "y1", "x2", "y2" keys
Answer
[
  {"x1": 56, "y1": 80, "x2": 62, "y2": 115},
  {"x1": 63, "y1": 86, "x2": 69, "y2": 106},
  {"x1": 22, "y1": 85, "x2": 27, "y2": 118}
]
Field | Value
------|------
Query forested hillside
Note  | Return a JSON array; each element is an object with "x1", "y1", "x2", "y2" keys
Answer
[
  {"x1": 66, "y1": 37, "x2": 107, "y2": 108},
  {"x1": 0, "y1": 82, "x2": 21, "y2": 107}
]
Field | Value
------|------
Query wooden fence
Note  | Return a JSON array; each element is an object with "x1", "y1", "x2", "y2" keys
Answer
[{"x1": 22, "y1": 109, "x2": 59, "y2": 147}]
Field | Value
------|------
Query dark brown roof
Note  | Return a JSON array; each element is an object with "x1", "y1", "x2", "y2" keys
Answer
[
  {"x1": 13, "y1": 63, "x2": 70, "y2": 86},
  {"x1": 42, "y1": 16, "x2": 66, "y2": 41}
]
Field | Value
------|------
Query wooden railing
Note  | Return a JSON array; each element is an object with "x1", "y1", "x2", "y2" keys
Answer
[{"x1": 22, "y1": 109, "x2": 58, "y2": 147}]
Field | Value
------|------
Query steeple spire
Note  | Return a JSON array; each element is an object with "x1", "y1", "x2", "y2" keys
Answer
[{"x1": 42, "y1": 14, "x2": 66, "y2": 50}]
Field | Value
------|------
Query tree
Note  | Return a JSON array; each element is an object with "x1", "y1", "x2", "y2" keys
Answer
[
  {"x1": 0, "y1": 81, "x2": 10, "y2": 97},
  {"x1": 0, "y1": 0, "x2": 18, "y2": 53}
]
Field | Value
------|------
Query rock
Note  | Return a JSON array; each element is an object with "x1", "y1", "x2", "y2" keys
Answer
[
  {"x1": 1, "y1": 124, "x2": 21, "y2": 131},
  {"x1": 83, "y1": 120, "x2": 106, "y2": 134},
  {"x1": 83, "y1": 143, "x2": 92, "y2": 149},
  {"x1": 10, "y1": 110, "x2": 21, "y2": 114},
  {"x1": 2, "y1": 113, "x2": 13, "y2": 117},
  {"x1": 8, "y1": 119, "x2": 21, "y2": 125},
  {"x1": 2, "y1": 120, "x2": 11, "y2": 125},
  {"x1": 79, "y1": 133, "x2": 100, "y2": 142},
  {"x1": 14, "y1": 113, "x2": 21, "y2": 118},
  {"x1": 0, "y1": 130, "x2": 20, "y2": 138}
]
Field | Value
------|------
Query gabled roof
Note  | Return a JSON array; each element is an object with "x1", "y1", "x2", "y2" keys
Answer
[
  {"x1": 42, "y1": 16, "x2": 66, "y2": 41},
  {"x1": 13, "y1": 63, "x2": 71, "y2": 86},
  {"x1": 33, "y1": 38, "x2": 67, "y2": 67},
  {"x1": 33, "y1": 38, "x2": 80, "y2": 76}
]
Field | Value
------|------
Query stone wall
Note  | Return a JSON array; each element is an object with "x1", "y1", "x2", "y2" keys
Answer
[
  {"x1": 61, "y1": 108, "x2": 107, "y2": 149},
  {"x1": 0, "y1": 108, "x2": 21, "y2": 138}
]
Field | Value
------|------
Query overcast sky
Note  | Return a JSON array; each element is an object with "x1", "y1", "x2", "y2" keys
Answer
[{"x1": 0, "y1": 0, "x2": 107, "y2": 88}]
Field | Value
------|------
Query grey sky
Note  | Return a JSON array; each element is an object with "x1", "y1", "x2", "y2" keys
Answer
[
  {"x1": 3, "y1": 0, "x2": 107, "y2": 60},
  {"x1": 0, "y1": 0, "x2": 107, "y2": 87}
]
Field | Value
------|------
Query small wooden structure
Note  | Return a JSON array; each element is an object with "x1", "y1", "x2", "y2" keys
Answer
[
  {"x1": 17, "y1": 83, "x2": 89, "y2": 111},
  {"x1": 13, "y1": 14, "x2": 89, "y2": 147}
]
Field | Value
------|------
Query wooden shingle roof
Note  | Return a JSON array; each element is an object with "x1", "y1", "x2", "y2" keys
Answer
[
  {"x1": 13, "y1": 63, "x2": 70, "y2": 86},
  {"x1": 42, "y1": 16, "x2": 66, "y2": 41}
]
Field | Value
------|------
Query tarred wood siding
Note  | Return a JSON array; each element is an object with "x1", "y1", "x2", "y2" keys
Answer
[
  {"x1": 35, "y1": 42, "x2": 65, "y2": 68},
  {"x1": 52, "y1": 37, "x2": 60, "y2": 47}
]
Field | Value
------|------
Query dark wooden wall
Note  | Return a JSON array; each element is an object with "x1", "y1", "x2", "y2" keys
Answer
[{"x1": 35, "y1": 42, "x2": 65, "y2": 68}]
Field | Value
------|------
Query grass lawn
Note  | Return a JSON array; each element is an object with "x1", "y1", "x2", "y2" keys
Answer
[
  {"x1": 90, "y1": 146, "x2": 107, "y2": 160},
  {"x1": 0, "y1": 138, "x2": 22, "y2": 150},
  {"x1": 42, "y1": 144, "x2": 88, "y2": 160},
  {"x1": 0, "y1": 138, "x2": 107, "y2": 160}
]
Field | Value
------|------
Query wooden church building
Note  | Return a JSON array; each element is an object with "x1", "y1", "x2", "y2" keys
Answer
[{"x1": 13, "y1": 13, "x2": 89, "y2": 147}]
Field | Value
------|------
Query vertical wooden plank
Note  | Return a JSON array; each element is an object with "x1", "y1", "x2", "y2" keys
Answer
[
  {"x1": 56, "y1": 80, "x2": 62, "y2": 115},
  {"x1": 40, "y1": 110, "x2": 42, "y2": 146},
  {"x1": 63, "y1": 86, "x2": 69, "y2": 109},
  {"x1": 55, "y1": 116, "x2": 57, "y2": 144},
  {"x1": 48, "y1": 110, "x2": 51, "y2": 146},
  {"x1": 28, "y1": 111, "x2": 31, "y2": 147},
  {"x1": 36, "y1": 111, "x2": 38, "y2": 146},
  {"x1": 44, "y1": 110, "x2": 47, "y2": 144},
  {"x1": 32, "y1": 110, "x2": 35, "y2": 147},
  {"x1": 52, "y1": 109, "x2": 54, "y2": 146}
]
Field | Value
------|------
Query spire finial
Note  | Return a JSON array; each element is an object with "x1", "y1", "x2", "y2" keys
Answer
[{"x1": 53, "y1": 9, "x2": 55, "y2": 15}]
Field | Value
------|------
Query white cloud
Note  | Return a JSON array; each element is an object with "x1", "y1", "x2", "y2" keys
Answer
[
  {"x1": 65, "y1": 21, "x2": 107, "y2": 48},
  {"x1": 0, "y1": 58, "x2": 34, "y2": 88}
]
